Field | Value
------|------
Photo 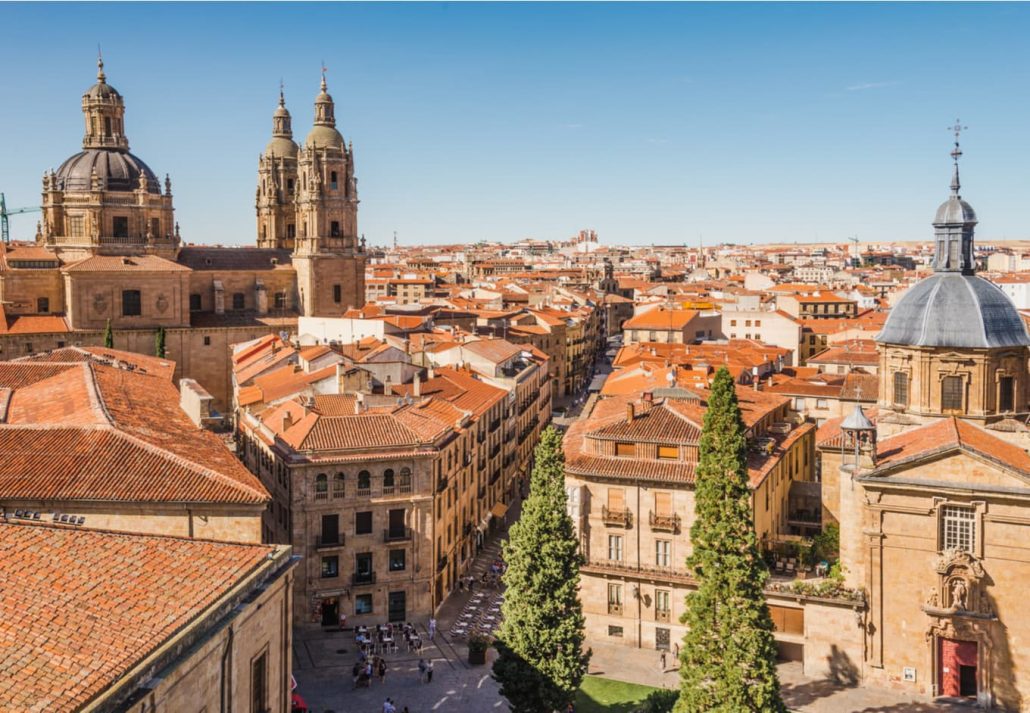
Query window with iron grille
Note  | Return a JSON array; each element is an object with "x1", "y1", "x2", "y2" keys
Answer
[
  {"x1": 942, "y1": 376, "x2": 964, "y2": 413},
  {"x1": 941, "y1": 506, "x2": 975, "y2": 552},
  {"x1": 893, "y1": 371, "x2": 909, "y2": 406}
]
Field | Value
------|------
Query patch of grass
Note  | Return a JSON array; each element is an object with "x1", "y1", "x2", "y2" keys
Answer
[{"x1": 574, "y1": 675, "x2": 661, "y2": 713}]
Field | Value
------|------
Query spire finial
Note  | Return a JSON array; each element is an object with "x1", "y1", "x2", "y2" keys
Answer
[
  {"x1": 279, "y1": 78, "x2": 285, "y2": 107},
  {"x1": 949, "y1": 119, "x2": 967, "y2": 196},
  {"x1": 320, "y1": 61, "x2": 328, "y2": 92},
  {"x1": 96, "y1": 45, "x2": 106, "y2": 83}
]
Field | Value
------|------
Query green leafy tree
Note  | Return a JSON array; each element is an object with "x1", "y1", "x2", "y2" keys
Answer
[
  {"x1": 676, "y1": 367, "x2": 786, "y2": 713},
  {"x1": 154, "y1": 327, "x2": 166, "y2": 358},
  {"x1": 493, "y1": 426, "x2": 590, "y2": 712},
  {"x1": 103, "y1": 319, "x2": 114, "y2": 349}
]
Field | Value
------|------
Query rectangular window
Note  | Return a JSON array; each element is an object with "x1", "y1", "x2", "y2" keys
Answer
[
  {"x1": 607, "y1": 583, "x2": 622, "y2": 614},
  {"x1": 321, "y1": 555, "x2": 339, "y2": 578},
  {"x1": 189, "y1": 293, "x2": 202, "y2": 312},
  {"x1": 150, "y1": 218, "x2": 160, "y2": 237},
  {"x1": 768, "y1": 605, "x2": 805, "y2": 635},
  {"x1": 287, "y1": 223, "x2": 296, "y2": 238},
  {"x1": 657, "y1": 446, "x2": 678, "y2": 460},
  {"x1": 331, "y1": 221, "x2": 341, "y2": 237},
  {"x1": 251, "y1": 651, "x2": 267, "y2": 713},
  {"x1": 608, "y1": 625, "x2": 624, "y2": 637},
  {"x1": 816, "y1": 399, "x2": 828, "y2": 409},
  {"x1": 730, "y1": 320, "x2": 737, "y2": 327},
  {"x1": 274, "y1": 291, "x2": 287, "y2": 309},
  {"x1": 1000, "y1": 375, "x2": 1015, "y2": 412},
  {"x1": 121, "y1": 290, "x2": 141, "y2": 317},
  {"x1": 233, "y1": 292, "x2": 246, "y2": 310},
  {"x1": 615, "y1": 442, "x2": 636, "y2": 457},
  {"x1": 893, "y1": 372, "x2": 909, "y2": 407},
  {"x1": 655, "y1": 539, "x2": 671, "y2": 567},
  {"x1": 112, "y1": 216, "x2": 129, "y2": 238},
  {"x1": 330, "y1": 171, "x2": 339, "y2": 190},
  {"x1": 203, "y1": 336, "x2": 211, "y2": 346},
  {"x1": 333, "y1": 284, "x2": 342, "y2": 303},
  {"x1": 655, "y1": 589, "x2": 670, "y2": 614},
  {"x1": 321, "y1": 514, "x2": 339, "y2": 545},
  {"x1": 68, "y1": 215, "x2": 85, "y2": 237},
  {"x1": 37, "y1": 297, "x2": 49, "y2": 314},
  {"x1": 355, "y1": 593, "x2": 373, "y2": 614},
  {"x1": 941, "y1": 506, "x2": 976, "y2": 552},
  {"x1": 755, "y1": 320, "x2": 761, "y2": 327},
  {"x1": 942, "y1": 376, "x2": 964, "y2": 413},
  {"x1": 355, "y1": 511, "x2": 373, "y2": 535},
  {"x1": 793, "y1": 397, "x2": 806, "y2": 411},
  {"x1": 607, "y1": 534, "x2": 623, "y2": 561},
  {"x1": 655, "y1": 492, "x2": 672, "y2": 517},
  {"x1": 389, "y1": 549, "x2": 406, "y2": 571}
]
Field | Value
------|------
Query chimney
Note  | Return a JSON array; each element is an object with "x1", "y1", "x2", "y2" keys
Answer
[
  {"x1": 413, "y1": 373, "x2": 422, "y2": 397},
  {"x1": 428, "y1": 366, "x2": 435, "y2": 380},
  {"x1": 282, "y1": 411, "x2": 294, "y2": 431},
  {"x1": 626, "y1": 402, "x2": 635, "y2": 423}
]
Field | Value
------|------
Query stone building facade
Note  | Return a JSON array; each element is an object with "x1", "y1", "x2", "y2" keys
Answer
[{"x1": 0, "y1": 60, "x2": 366, "y2": 410}]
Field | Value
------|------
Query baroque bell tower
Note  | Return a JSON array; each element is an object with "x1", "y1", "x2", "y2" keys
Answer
[
  {"x1": 257, "y1": 70, "x2": 364, "y2": 316},
  {"x1": 256, "y1": 85, "x2": 299, "y2": 249}
]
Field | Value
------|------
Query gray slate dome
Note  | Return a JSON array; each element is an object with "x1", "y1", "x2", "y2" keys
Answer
[
  {"x1": 935, "y1": 195, "x2": 977, "y2": 225},
  {"x1": 55, "y1": 149, "x2": 160, "y2": 193},
  {"x1": 877, "y1": 273, "x2": 1030, "y2": 349}
]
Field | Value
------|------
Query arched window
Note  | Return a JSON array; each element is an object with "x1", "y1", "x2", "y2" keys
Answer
[
  {"x1": 357, "y1": 470, "x2": 371, "y2": 494},
  {"x1": 333, "y1": 472, "x2": 346, "y2": 497},
  {"x1": 314, "y1": 473, "x2": 328, "y2": 500},
  {"x1": 893, "y1": 372, "x2": 909, "y2": 407},
  {"x1": 399, "y1": 467, "x2": 412, "y2": 493},
  {"x1": 383, "y1": 469, "x2": 395, "y2": 493}
]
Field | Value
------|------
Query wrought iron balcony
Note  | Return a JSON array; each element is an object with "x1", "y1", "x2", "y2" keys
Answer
[
  {"x1": 601, "y1": 506, "x2": 632, "y2": 528},
  {"x1": 383, "y1": 527, "x2": 412, "y2": 543},
  {"x1": 352, "y1": 571, "x2": 376, "y2": 586},
  {"x1": 315, "y1": 533, "x2": 345, "y2": 549},
  {"x1": 655, "y1": 609, "x2": 671, "y2": 623},
  {"x1": 649, "y1": 511, "x2": 681, "y2": 533},
  {"x1": 608, "y1": 602, "x2": 623, "y2": 616}
]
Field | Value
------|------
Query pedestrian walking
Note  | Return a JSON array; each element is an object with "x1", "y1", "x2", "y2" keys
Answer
[
  {"x1": 426, "y1": 659, "x2": 434, "y2": 683},
  {"x1": 428, "y1": 616, "x2": 437, "y2": 640},
  {"x1": 377, "y1": 657, "x2": 387, "y2": 684},
  {"x1": 418, "y1": 658, "x2": 427, "y2": 683},
  {"x1": 382, "y1": 697, "x2": 396, "y2": 713},
  {"x1": 660, "y1": 651, "x2": 667, "y2": 671},
  {"x1": 674, "y1": 642, "x2": 680, "y2": 658}
]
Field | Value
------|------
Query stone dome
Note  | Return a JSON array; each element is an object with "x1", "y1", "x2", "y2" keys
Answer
[
  {"x1": 55, "y1": 149, "x2": 160, "y2": 193},
  {"x1": 265, "y1": 137, "x2": 299, "y2": 158},
  {"x1": 935, "y1": 195, "x2": 977, "y2": 225},
  {"x1": 84, "y1": 81, "x2": 121, "y2": 101},
  {"x1": 305, "y1": 124, "x2": 344, "y2": 150},
  {"x1": 877, "y1": 273, "x2": 1030, "y2": 349}
]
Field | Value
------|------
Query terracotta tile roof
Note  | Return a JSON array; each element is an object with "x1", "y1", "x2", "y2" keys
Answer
[
  {"x1": 17, "y1": 346, "x2": 176, "y2": 380},
  {"x1": 807, "y1": 340, "x2": 879, "y2": 366},
  {"x1": 0, "y1": 356, "x2": 268, "y2": 505},
  {"x1": 0, "y1": 313, "x2": 71, "y2": 334},
  {"x1": 874, "y1": 417, "x2": 1030, "y2": 476},
  {"x1": 0, "y1": 522, "x2": 276, "y2": 711},
  {"x1": 461, "y1": 338, "x2": 523, "y2": 364},
  {"x1": 817, "y1": 408, "x2": 879, "y2": 449},
  {"x1": 590, "y1": 401, "x2": 702, "y2": 444},
  {"x1": 63, "y1": 254, "x2": 190, "y2": 272}
]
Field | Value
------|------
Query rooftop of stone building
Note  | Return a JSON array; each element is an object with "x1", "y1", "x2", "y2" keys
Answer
[{"x1": 0, "y1": 521, "x2": 282, "y2": 712}]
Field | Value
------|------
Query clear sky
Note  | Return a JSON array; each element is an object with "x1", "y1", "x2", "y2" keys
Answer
[{"x1": 3, "y1": 3, "x2": 1030, "y2": 248}]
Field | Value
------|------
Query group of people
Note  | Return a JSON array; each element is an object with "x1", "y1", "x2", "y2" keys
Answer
[
  {"x1": 380, "y1": 698, "x2": 408, "y2": 713},
  {"x1": 351, "y1": 653, "x2": 387, "y2": 689}
]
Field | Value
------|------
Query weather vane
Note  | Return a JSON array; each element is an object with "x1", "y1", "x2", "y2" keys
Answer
[{"x1": 949, "y1": 119, "x2": 967, "y2": 162}]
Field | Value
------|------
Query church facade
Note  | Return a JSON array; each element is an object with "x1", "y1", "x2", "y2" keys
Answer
[{"x1": 0, "y1": 60, "x2": 366, "y2": 408}]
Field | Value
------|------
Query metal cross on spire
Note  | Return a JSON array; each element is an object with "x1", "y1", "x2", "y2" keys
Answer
[
  {"x1": 948, "y1": 119, "x2": 967, "y2": 195},
  {"x1": 320, "y1": 61, "x2": 328, "y2": 91}
]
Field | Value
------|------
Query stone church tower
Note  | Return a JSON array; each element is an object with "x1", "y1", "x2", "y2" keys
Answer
[
  {"x1": 40, "y1": 57, "x2": 178, "y2": 260},
  {"x1": 257, "y1": 73, "x2": 365, "y2": 316}
]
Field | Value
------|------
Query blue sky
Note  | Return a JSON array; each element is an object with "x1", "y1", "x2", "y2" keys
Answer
[{"x1": 3, "y1": 3, "x2": 1030, "y2": 247}]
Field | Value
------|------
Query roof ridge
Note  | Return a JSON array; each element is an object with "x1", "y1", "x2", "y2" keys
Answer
[{"x1": 81, "y1": 362, "x2": 115, "y2": 426}]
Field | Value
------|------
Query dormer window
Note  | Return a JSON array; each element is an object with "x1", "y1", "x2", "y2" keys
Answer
[
  {"x1": 657, "y1": 445, "x2": 678, "y2": 460},
  {"x1": 615, "y1": 442, "x2": 636, "y2": 457}
]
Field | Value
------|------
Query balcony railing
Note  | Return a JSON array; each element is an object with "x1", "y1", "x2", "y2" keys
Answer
[
  {"x1": 655, "y1": 609, "x2": 671, "y2": 623},
  {"x1": 356, "y1": 487, "x2": 371, "y2": 497},
  {"x1": 352, "y1": 571, "x2": 376, "y2": 586},
  {"x1": 382, "y1": 484, "x2": 395, "y2": 496},
  {"x1": 383, "y1": 527, "x2": 412, "y2": 543},
  {"x1": 316, "y1": 533, "x2": 345, "y2": 549},
  {"x1": 601, "y1": 506, "x2": 632, "y2": 528},
  {"x1": 314, "y1": 489, "x2": 329, "y2": 501},
  {"x1": 582, "y1": 556, "x2": 694, "y2": 585},
  {"x1": 608, "y1": 602, "x2": 623, "y2": 616},
  {"x1": 649, "y1": 511, "x2": 681, "y2": 533}
]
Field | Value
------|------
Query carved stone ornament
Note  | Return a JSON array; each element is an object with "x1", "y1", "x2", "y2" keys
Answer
[
  {"x1": 155, "y1": 294, "x2": 169, "y2": 314},
  {"x1": 923, "y1": 549, "x2": 994, "y2": 619},
  {"x1": 92, "y1": 292, "x2": 108, "y2": 314}
]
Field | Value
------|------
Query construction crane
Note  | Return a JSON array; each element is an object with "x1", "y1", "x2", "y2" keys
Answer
[{"x1": 0, "y1": 193, "x2": 40, "y2": 245}]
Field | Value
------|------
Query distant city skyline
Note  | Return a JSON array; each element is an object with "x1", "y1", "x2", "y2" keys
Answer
[{"x1": 4, "y1": 3, "x2": 1030, "y2": 247}]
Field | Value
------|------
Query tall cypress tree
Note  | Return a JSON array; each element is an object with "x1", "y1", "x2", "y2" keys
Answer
[
  {"x1": 493, "y1": 426, "x2": 590, "y2": 713},
  {"x1": 676, "y1": 367, "x2": 785, "y2": 713},
  {"x1": 103, "y1": 319, "x2": 114, "y2": 349},
  {"x1": 155, "y1": 327, "x2": 166, "y2": 358}
]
